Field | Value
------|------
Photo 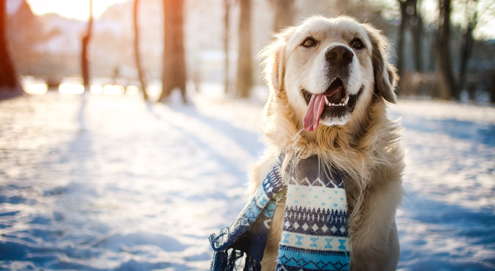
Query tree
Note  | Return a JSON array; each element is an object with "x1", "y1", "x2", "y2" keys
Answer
[
  {"x1": 0, "y1": 0, "x2": 22, "y2": 98},
  {"x1": 223, "y1": 0, "x2": 231, "y2": 94},
  {"x1": 457, "y1": 0, "x2": 495, "y2": 98},
  {"x1": 159, "y1": 0, "x2": 187, "y2": 103},
  {"x1": 133, "y1": 0, "x2": 149, "y2": 101},
  {"x1": 411, "y1": 0, "x2": 424, "y2": 72},
  {"x1": 397, "y1": 0, "x2": 423, "y2": 78},
  {"x1": 397, "y1": 0, "x2": 407, "y2": 77},
  {"x1": 235, "y1": 0, "x2": 253, "y2": 98},
  {"x1": 269, "y1": 0, "x2": 296, "y2": 33},
  {"x1": 435, "y1": 0, "x2": 457, "y2": 100},
  {"x1": 458, "y1": 1, "x2": 476, "y2": 98},
  {"x1": 81, "y1": 0, "x2": 94, "y2": 92}
]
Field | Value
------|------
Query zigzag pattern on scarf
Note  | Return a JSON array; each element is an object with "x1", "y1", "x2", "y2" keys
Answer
[
  {"x1": 276, "y1": 156, "x2": 350, "y2": 271},
  {"x1": 209, "y1": 155, "x2": 351, "y2": 271},
  {"x1": 277, "y1": 247, "x2": 350, "y2": 271},
  {"x1": 282, "y1": 207, "x2": 349, "y2": 237}
]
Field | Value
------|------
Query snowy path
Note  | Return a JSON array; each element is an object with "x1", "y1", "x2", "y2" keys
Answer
[
  {"x1": 390, "y1": 101, "x2": 495, "y2": 270},
  {"x1": 0, "y1": 92, "x2": 494, "y2": 270}
]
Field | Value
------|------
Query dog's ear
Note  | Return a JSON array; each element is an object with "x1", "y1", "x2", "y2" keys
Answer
[
  {"x1": 260, "y1": 27, "x2": 295, "y2": 93},
  {"x1": 364, "y1": 24, "x2": 398, "y2": 104}
]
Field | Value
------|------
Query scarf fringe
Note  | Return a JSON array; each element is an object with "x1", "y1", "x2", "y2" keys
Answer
[{"x1": 210, "y1": 249, "x2": 261, "y2": 271}]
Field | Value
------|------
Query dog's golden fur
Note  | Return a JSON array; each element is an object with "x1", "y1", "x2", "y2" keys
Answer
[{"x1": 249, "y1": 16, "x2": 405, "y2": 270}]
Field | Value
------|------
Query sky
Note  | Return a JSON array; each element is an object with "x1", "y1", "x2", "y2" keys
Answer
[
  {"x1": 26, "y1": 0, "x2": 130, "y2": 21},
  {"x1": 23, "y1": 0, "x2": 495, "y2": 39}
]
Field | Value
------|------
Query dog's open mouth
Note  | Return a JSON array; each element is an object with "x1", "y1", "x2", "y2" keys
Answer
[{"x1": 302, "y1": 78, "x2": 362, "y2": 131}]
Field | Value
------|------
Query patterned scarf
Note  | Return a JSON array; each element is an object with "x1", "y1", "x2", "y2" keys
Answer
[{"x1": 208, "y1": 155, "x2": 351, "y2": 271}]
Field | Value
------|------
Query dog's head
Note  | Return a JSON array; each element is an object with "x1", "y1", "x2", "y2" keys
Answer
[{"x1": 262, "y1": 16, "x2": 397, "y2": 134}]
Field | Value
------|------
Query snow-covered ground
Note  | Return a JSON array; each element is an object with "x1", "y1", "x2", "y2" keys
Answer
[{"x1": 0, "y1": 85, "x2": 494, "y2": 270}]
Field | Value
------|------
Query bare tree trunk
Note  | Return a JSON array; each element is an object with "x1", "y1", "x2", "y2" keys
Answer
[
  {"x1": 411, "y1": 0, "x2": 423, "y2": 72},
  {"x1": 0, "y1": 0, "x2": 22, "y2": 98},
  {"x1": 459, "y1": 23, "x2": 474, "y2": 95},
  {"x1": 235, "y1": 0, "x2": 253, "y2": 99},
  {"x1": 159, "y1": 0, "x2": 187, "y2": 103},
  {"x1": 133, "y1": 0, "x2": 149, "y2": 101},
  {"x1": 485, "y1": 69, "x2": 495, "y2": 103},
  {"x1": 435, "y1": 0, "x2": 457, "y2": 100},
  {"x1": 428, "y1": 30, "x2": 436, "y2": 72},
  {"x1": 223, "y1": 0, "x2": 231, "y2": 94},
  {"x1": 397, "y1": 0, "x2": 407, "y2": 81},
  {"x1": 269, "y1": 0, "x2": 296, "y2": 33},
  {"x1": 458, "y1": 0, "x2": 479, "y2": 97},
  {"x1": 81, "y1": 0, "x2": 93, "y2": 92}
]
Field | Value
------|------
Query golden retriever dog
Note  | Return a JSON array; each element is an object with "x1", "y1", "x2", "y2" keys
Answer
[{"x1": 249, "y1": 16, "x2": 404, "y2": 270}]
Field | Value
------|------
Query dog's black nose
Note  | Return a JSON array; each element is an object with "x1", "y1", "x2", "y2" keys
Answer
[{"x1": 326, "y1": 46, "x2": 354, "y2": 67}]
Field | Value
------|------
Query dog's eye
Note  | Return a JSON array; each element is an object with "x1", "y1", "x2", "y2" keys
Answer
[
  {"x1": 351, "y1": 38, "x2": 365, "y2": 50},
  {"x1": 301, "y1": 37, "x2": 317, "y2": 48}
]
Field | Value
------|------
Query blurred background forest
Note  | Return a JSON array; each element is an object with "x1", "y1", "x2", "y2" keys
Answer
[{"x1": 1, "y1": 0, "x2": 495, "y2": 103}]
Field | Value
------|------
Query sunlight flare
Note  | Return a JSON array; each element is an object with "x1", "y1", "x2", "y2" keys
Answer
[
  {"x1": 103, "y1": 85, "x2": 124, "y2": 95},
  {"x1": 59, "y1": 84, "x2": 85, "y2": 95},
  {"x1": 24, "y1": 83, "x2": 48, "y2": 94}
]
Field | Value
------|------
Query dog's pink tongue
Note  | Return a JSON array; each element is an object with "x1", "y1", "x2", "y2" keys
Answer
[{"x1": 303, "y1": 94, "x2": 325, "y2": 132}]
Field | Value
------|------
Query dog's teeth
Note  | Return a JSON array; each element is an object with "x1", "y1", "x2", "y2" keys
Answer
[
  {"x1": 344, "y1": 96, "x2": 349, "y2": 105},
  {"x1": 324, "y1": 96, "x2": 329, "y2": 105}
]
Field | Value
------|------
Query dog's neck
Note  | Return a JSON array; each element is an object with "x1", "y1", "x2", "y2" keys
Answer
[{"x1": 264, "y1": 93, "x2": 396, "y2": 184}]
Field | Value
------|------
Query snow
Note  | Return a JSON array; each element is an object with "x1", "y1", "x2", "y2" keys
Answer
[
  {"x1": 1, "y1": 85, "x2": 494, "y2": 270},
  {"x1": 389, "y1": 100, "x2": 495, "y2": 271}
]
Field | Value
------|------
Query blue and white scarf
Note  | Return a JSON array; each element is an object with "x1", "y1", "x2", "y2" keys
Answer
[{"x1": 209, "y1": 155, "x2": 351, "y2": 271}]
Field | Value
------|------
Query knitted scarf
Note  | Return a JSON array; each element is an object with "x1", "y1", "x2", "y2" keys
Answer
[{"x1": 209, "y1": 155, "x2": 351, "y2": 271}]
